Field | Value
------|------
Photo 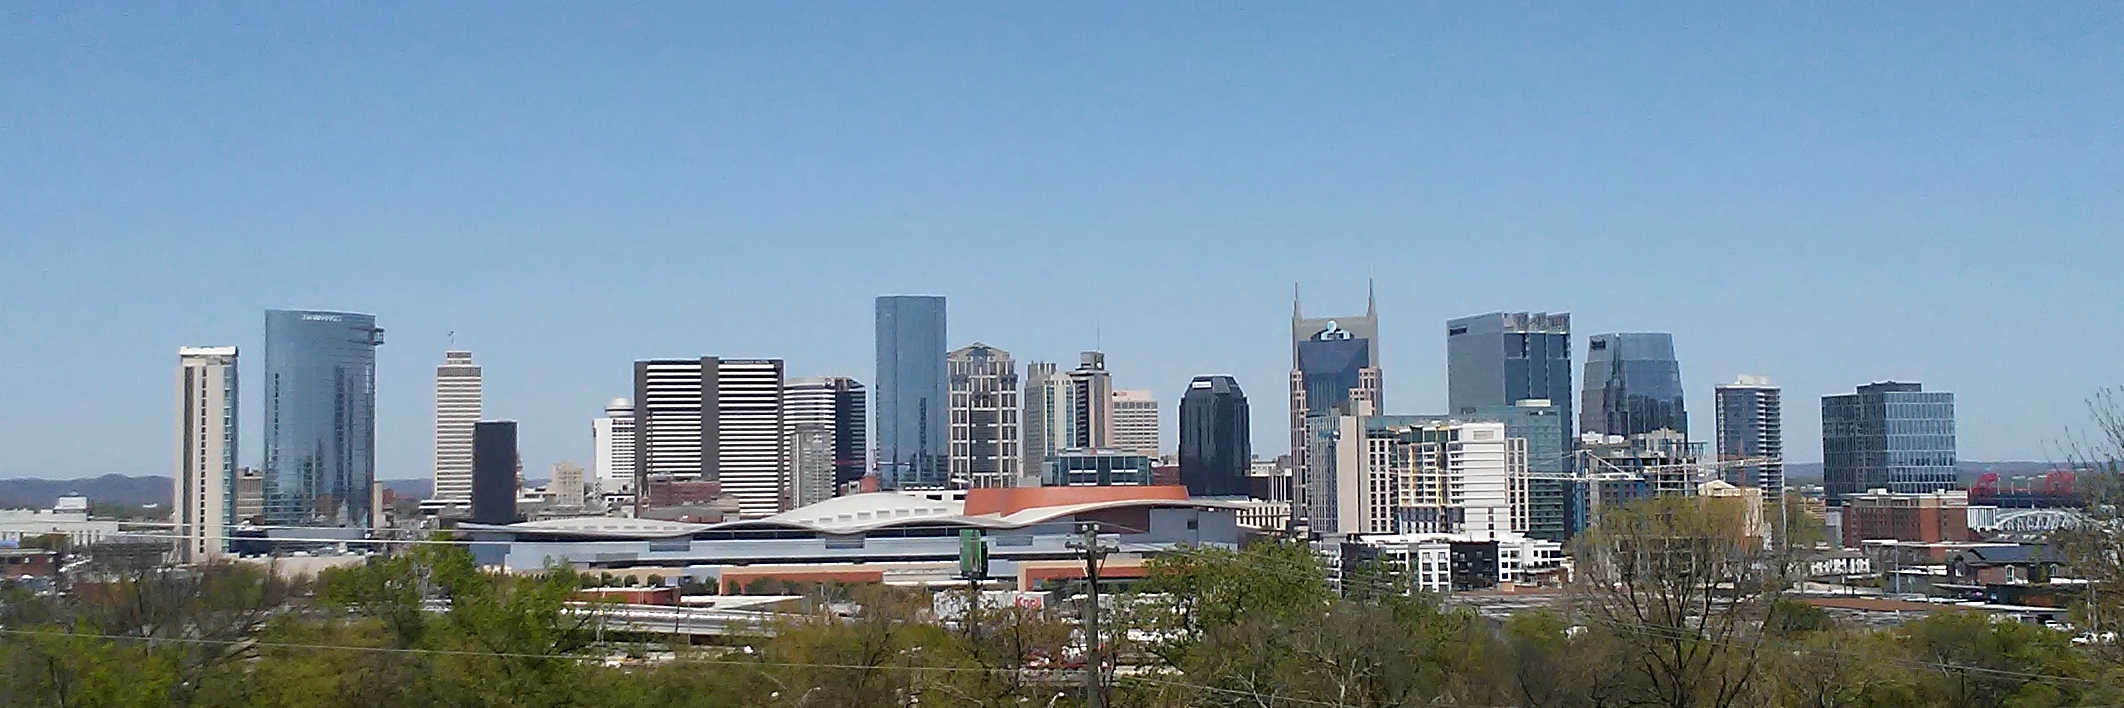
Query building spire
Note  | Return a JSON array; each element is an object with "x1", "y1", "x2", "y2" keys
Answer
[
  {"x1": 1293, "y1": 282, "x2": 1303, "y2": 321},
  {"x1": 1365, "y1": 278, "x2": 1377, "y2": 318}
]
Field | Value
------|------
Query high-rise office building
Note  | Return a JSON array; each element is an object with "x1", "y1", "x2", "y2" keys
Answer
[
  {"x1": 1823, "y1": 382, "x2": 1956, "y2": 503},
  {"x1": 1178, "y1": 376, "x2": 1251, "y2": 498},
  {"x1": 1715, "y1": 376, "x2": 1784, "y2": 496},
  {"x1": 788, "y1": 423, "x2": 836, "y2": 507},
  {"x1": 471, "y1": 420, "x2": 519, "y2": 526},
  {"x1": 1581, "y1": 333, "x2": 1688, "y2": 438},
  {"x1": 1446, "y1": 312, "x2": 1573, "y2": 447},
  {"x1": 632, "y1": 357, "x2": 788, "y2": 517},
  {"x1": 1111, "y1": 389, "x2": 1160, "y2": 457},
  {"x1": 1021, "y1": 362, "x2": 1065, "y2": 475},
  {"x1": 1466, "y1": 400, "x2": 1569, "y2": 542},
  {"x1": 592, "y1": 398, "x2": 636, "y2": 494},
  {"x1": 1066, "y1": 351, "x2": 1115, "y2": 449},
  {"x1": 175, "y1": 346, "x2": 238, "y2": 563},
  {"x1": 1289, "y1": 286, "x2": 1381, "y2": 524},
  {"x1": 262, "y1": 309, "x2": 382, "y2": 528},
  {"x1": 876, "y1": 295, "x2": 948, "y2": 490},
  {"x1": 432, "y1": 351, "x2": 481, "y2": 508},
  {"x1": 947, "y1": 344, "x2": 1021, "y2": 488},
  {"x1": 782, "y1": 377, "x2": 869, "y2": 492}
]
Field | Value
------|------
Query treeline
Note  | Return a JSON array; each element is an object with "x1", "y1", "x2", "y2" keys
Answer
[{"x1": 3, "y1": 498, "x2": 2124, "y2": 707}]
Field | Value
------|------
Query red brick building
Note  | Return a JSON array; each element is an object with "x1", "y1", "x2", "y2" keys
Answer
[{"x1": 1841, "y1": 489, "x2": 1969, "y2": 547}]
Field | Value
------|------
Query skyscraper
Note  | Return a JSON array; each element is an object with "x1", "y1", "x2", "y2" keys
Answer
[
  {"x1": 1289, "y1": 286, "x2": 1381, "y2": 524},
  {"x1": 471, "y1": 420, "x2": 519, "y2": 526},
  {"x1": 1178, "y1": 375, "x2": 1251, "y2": 498},
  {"x1": 632, "y1": 357, "x2": 788, "y2": 517},
  {"x1": 1581, "y1": 333, "x2": 1688, "y2": 438},
  {"x1": 1111, "y1": 390, "x2": 1160, "y2": 457},
  {"x1": 1715, "y1": 376, "x2": 1784, "y2": 496},
  {"x1": 782, "y1": 377, "x2": 869, "y2": 492},
  {"x1": 175, "y1": 346, "x2": 238, "y2": 563},
  {"x1": 1312, "y1": 416, "x2": 1526, "y2": 537},
  {"x1": 1446, "y1": 312, "x2": 1572, "y2": 443},
  {"x1": 591, "y1": 398, "x2": 636, "y2": 495},
  {"x1": 262, "y1": 309, "x2": 382, "y2": 528},
  {"x1": 947, "y1": 343, "x2": 1021, "y2": 488},
  {"x1": 1020, "y1": 361, "x2": 1065, "y2": 475},
  {"x1": 432, "y1": 351, "x2": 481, "y2": 508},
  {"x1": 1823, "y1": 381, "x2": 1956, "y2": 503},
  {"x1": 1066, "y1": 351, "x2": 1115, "y2": 449},
  {"x1": 876, "y1": 295, "x2": 948, "y2": 490}
]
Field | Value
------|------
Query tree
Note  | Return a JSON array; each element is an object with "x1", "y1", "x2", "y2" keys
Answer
[{"x1": 1571, "y1": 496, "x2": 1787, "y2": 708}]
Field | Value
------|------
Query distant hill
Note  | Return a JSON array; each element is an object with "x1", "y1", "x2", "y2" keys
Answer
[
  {"x1": 380, "y1": 478, "x2": 431, "y2": 501},
  {"x1": 1780, "y1": 461, "x2": 2059, "y2": 485},
  {"x1": 0, "y1": 474, "x2": 172, "y2": 509}
]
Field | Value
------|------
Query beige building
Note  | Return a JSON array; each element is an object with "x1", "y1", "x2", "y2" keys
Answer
[
  {"x1": 175, "y1": 346, "x2": 238, "y2": 563},
  {"x1": 1111, "y1": 389, "x2": 1160, "y2": 457},
  {"x1": 432, "y1": 351, "x2": 482, "y2": 508}
]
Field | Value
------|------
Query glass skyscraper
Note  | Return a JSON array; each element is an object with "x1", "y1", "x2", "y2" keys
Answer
[
  {"x1": 1179, "y1": 375, "x2": 1251, "y2": 497},
  {"x1": 262, "y1": 309, "x2": 382, "y2": 527},
  {"x1": 1467, "y1": 400, "x2": 1569, "y2": 541},
  {"x1": 1580, "y1": 332, "x2": 1688, "y2": 438},
  {"x1": 1446, "y1": 312, "x2": 1573, "y2": 430},
  {"x1": 1822, "y1": 381, "x2": 1956, "y2": 502},
  {"x1": 875, "y1": 295, "x2": 947, "y2": 489}
]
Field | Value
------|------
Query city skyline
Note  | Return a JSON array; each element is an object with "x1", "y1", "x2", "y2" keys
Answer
[{"x1": 6, "y1": 5, "x2": 2120, "y2": 481}]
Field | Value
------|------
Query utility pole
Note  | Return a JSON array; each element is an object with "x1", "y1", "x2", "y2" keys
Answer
[{"x1": 1071, "y1": 522, "x2": 1111, "y2": 708}]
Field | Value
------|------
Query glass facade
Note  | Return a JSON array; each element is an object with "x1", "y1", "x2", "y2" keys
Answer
[
  {"x1": 1297, "y1": 336, "x2": 1370, "y2": 417},
  {"x1": 1822, "y1": 382, "x2": 1957, "y2": 502},
  {"x1": 1446, "y1": 312, "x2": 1573, "y2": 441},
  {"x1": 262, "y1": 309, "x2": 382, "y2": 527},
  {"x1": 1044, "y1": 450, "x2": 1154, "y2": 486},
  {"x1": 1467, "y1": 401, "x2": 1568, "y2": 541},
  {"x1": 875, "y1": 296, "x2": 947, "y2": 489},
  {"x1": 1581, "y1": 333, "x2": 1688, "y2": 438},
  {"x1": 1179, "y1": 375, "x2": 1251, "y2": 497}
]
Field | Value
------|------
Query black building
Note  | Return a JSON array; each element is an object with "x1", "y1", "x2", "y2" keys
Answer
[
  {"x1": 1178, "y1": 376, "x2": 1251, "y2": 497},
  {"x1": 472, "y1": 420, "x2": 519, "y2": 525}
]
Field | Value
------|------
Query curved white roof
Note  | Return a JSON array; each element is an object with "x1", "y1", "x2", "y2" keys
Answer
[
  {"x1": 747, "y1": 492, "x2": 964, "y2": 532},
  {"x1": 488, "y1": 516, "x2": 707, "y2": 538}
]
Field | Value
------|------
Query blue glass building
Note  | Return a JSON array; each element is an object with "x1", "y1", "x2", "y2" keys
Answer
[
  {"x1": 1822, "y1": 382, "x2": 1957, "y2": 502},
  {"x1": 1446, "y1": 312, "x2": 1573, "y2": 437},
  {"x1": 1467, "y1": 400, "x2": 1569, "y2": 541},
  {"x1": 262, "y1": 309, "x2": 382, "y2": 527},
  {"x1": 1581, "y1": 333, "x2": 1689, "y2": 438},
  {"x1": 1178, "y1": 375, "x2": 1251, "y2": 497},
  {"x1": 875, "y1": 296, "x2": 947, "y2": 489}
]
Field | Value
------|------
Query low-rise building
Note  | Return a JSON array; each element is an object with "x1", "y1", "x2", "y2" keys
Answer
[
  {"x1": 1340, "y1": 532, "x2": 1565, "y2": 593},
  {"x1": 1841, "y1": 488, "x2": 1970, "y2": 548}
]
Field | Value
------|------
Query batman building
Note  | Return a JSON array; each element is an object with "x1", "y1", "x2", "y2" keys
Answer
[{"x1": 1289, "y1": 285, "x2": 1381, "y2": 525}]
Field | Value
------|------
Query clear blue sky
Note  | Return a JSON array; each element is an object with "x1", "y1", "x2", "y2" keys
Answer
[{"x1": 4, "y1": 4, "x2": 2119, "y2": 480}]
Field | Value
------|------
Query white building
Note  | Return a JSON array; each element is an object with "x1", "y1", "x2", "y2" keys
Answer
[
  {"x1": 782, "y1": 377, "x2": 867, "y2": 500},
  {"x1": 1021, "y1": 362, "x2": 1067, "y2": 476},
  {"x1": 948, "y1": 343, "x2": 1022, "y2": 488},
  {"x1": 175, "y1": 346, "x2": 238, "y2": 563},
  {"x1": 632, "y1": 358, "x2": 788, "y2": 518},
  {"x1": 432, "y1": 351, "x2": 482, "y2": 508},
  {"x1": 1111, "y1": 389, "x2": 1160, "y2": 457},
  {"x1": 1318, "y1": 416, "x2": 1527, "y2": 538},
  {"x1": 1346, "y1": 531, "x2": 1565, "y2": 593},
  {"x1": 591, "y1": 398, "x2": 636, "y2": 498}
]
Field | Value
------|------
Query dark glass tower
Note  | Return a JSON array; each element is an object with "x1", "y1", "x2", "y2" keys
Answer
[
  {"x1": 471, "y1": 420, "x2": 519, "y2": 526},
  {"x1": 1581, "y1": 333, "x2": 1688, "y2": 438},
  {"x1": 262, "y1": 309, "x2": 382, "y2": 527},
  {"x1": 1822, "y1": 381, "x2": 1956, "y2": 503},
  {"x1": 876, "y1": 296, "x2": 947, "y2": 489},
  {"x1": 1179, "y1": 376, "x2": 1251, "y2": 497},
  {"x1": 1446, "y1": 312, "x2": 1573, "y2": 441}
]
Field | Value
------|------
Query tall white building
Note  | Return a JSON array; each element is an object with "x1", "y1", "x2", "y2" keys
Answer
[
  {"x1": 1111, "y1": 389, "x2": 1160, "y2": 457},
  {"x1": 432, "y1": 351, "x2": 482, "y2": 507},
  {"x1": 948, "y1": 343, "x2": 1022, "y2": 488},
  {"x1": 632, "y1": 358, "x2": 787, "y2": 518},
  {"x1": 592, "y1": 398, "x2": 636, "y2": 495},
  {"x1": 1316, "y1": 415, "x2": 1526, "y2": 538},
  {"x1": 175, "y1": 346, "x2": 238, "y2": 563},
  {"x1": 1021, "y1": 362, "x2": 1067, "y2": 475}
]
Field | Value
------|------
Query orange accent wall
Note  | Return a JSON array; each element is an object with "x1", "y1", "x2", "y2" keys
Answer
[
  {"x1": 963, "y1": 485, "x2": 1190, "y2": 517},
  {"x1": 719, "y1": 567, "x2": 885, "y2": 592}
]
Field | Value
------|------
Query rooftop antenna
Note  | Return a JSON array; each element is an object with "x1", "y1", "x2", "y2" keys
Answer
[{"x1": 447, "y1": 330, "x2": 456, "y2": 348}]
